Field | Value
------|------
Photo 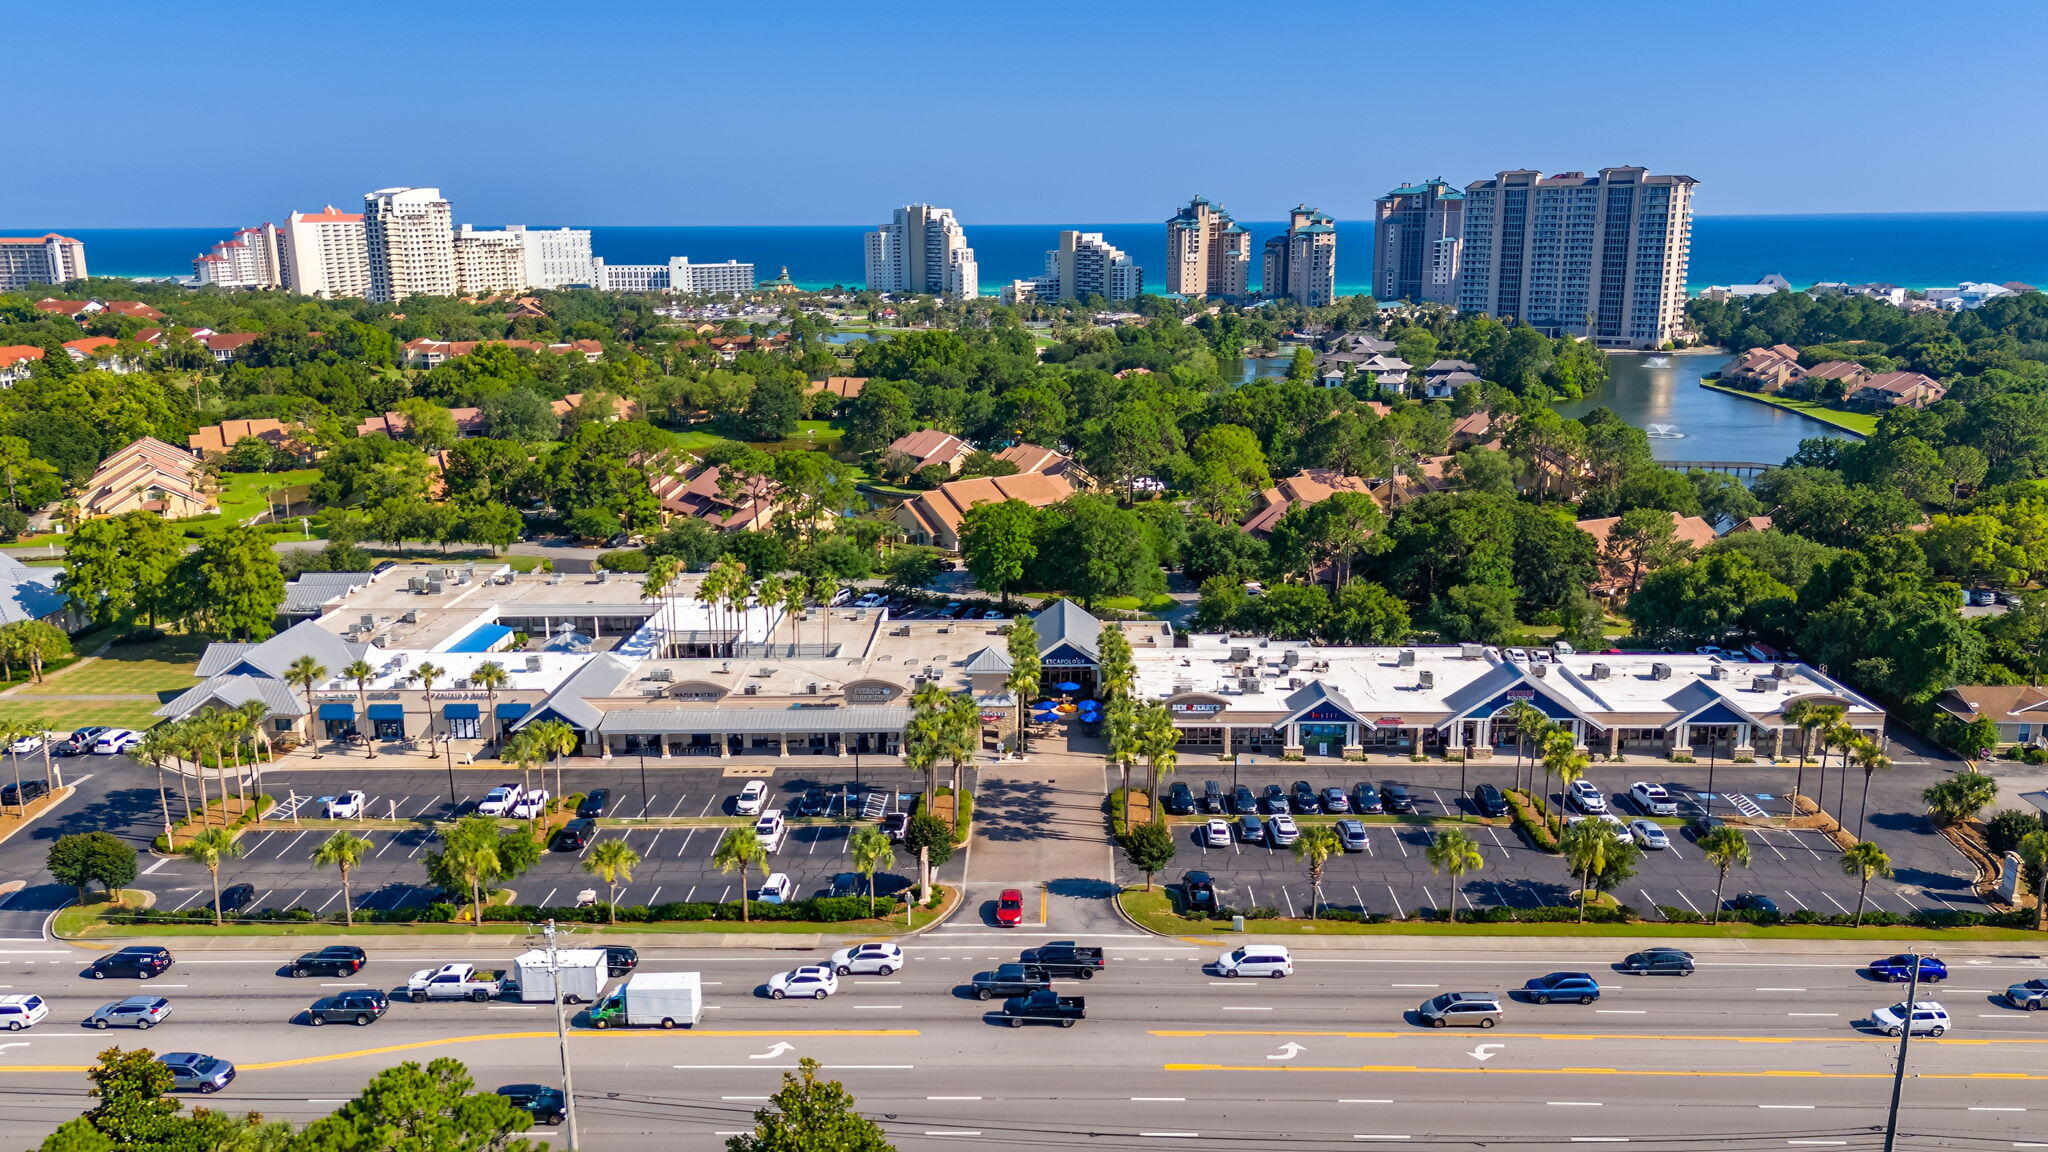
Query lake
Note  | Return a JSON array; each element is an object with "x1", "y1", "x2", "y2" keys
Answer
[{"x1": 1554, "y1": 349, "x2": 1851, "y2": 466}]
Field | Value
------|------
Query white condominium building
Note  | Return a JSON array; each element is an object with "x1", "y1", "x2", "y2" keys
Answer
[
  {"x1": 587, "y1": 258, "x2": 756, "y2": 295},
  {"x1": 363, "y1": 187, "x2": 456, "y2": 303},
  {"x1": 1458, "y1": 166, "x2": 1697, "y2": 350},
  {"x1": 452, "y1": 225, "x2": 530, "y2": 296},
  {"x1": 1015, "y1": 231, "x2": 1143, "y2": 303},
  {"x1": 281, "y1": 206, "x2": 370, "y2": 299},
  {"x1": 0, "y1": 234, "x2": 88, "y2": 290},
  {"x1": 1164, "y1": 197, "x2": 1250, "y2": 299},
  {"x1": 864, "y1": 205, "x2": 977, "y2": 298},
  {"x1": 505, "y1": 225, "x2": 593, "y2": 290},
  {"x1": 192, "y1": 223, "x2": 283, "y2": 290}
]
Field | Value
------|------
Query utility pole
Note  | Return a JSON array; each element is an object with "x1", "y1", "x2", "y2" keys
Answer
[
  {"x1": 537, "y1": 919, "x2": 582, "y2": 1150},
  {"x1": 1881, "y1": 951, "x2": 1921, "y2": 1152}
]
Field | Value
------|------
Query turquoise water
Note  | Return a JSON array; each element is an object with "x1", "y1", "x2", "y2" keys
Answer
[{"x1": 17, "y1": 213, "x2": 2048, "y2": 295}]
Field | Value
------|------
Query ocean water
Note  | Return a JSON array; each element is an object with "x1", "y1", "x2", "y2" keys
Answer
[{"x1": 14, "y1": 213, "x2": 2048, "y2": 296}]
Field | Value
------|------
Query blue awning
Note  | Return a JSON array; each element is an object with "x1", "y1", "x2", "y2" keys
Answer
[
  {"x1": 442, "y1": 703, "x2": 479, "y2": 720},
  {"x1": 367, "y1": 704, "x2": 406, "y2": 721},
  {"x1": 317, "y1": 703, "x2": 355, "y2": 721},
  {"x1": 495, "y1": 702, "x2": 531, "y2": 720}
]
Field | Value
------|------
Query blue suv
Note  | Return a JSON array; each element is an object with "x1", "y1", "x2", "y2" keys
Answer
[
  {"x1": 1519, "y1": 971, "x2": 1602, "y2": 1004},
  {"x1": 1867, "y1": 954, "x2": 1947, "y2": 983}
]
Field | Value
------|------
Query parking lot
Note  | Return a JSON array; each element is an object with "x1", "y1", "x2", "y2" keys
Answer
[
  {"x1": 1122, "y1": 758, "x2": 1983, "y2": 920},
  {"x1": 134, "y1": 761, "x2": 936, "y2": 916}
]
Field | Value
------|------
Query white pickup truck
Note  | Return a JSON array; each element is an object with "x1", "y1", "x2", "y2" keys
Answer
[{"x1": 404, "y1": 963, "x2": 505, "y2": 1002}]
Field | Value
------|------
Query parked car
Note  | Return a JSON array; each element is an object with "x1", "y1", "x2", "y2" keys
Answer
[
  {"x1": 735, "y1": 781, "x2": 769, "y2": 816},
  {"x1": 576, "y1": 788, "x2": 610, "y2": 818},
  {"x1": 994, "y1": 889, "x2": 1025, "y2": 928},
  {"x1": 1519, "y1": 972, "x2": 1602, "y2": 1004},
  {"x1": 852, "y1": 592, "x2": 886, "y2": 609},
  {"x1": 1259, "y1": 784, "x2": 1289, "y2": 814},
  {"x1": 53, "y1": 727, "x2": 108, "y2": 756},
  {"x1": 1231, "y1": 786, "x2": 1259, "y2": 815},
  {"x1": 290, "y1": 946, "x2": 365, "y2": 977},
  {"x1": 1868, "y1": 955, "x2": 1947, "y2": 983},
  {"x1": 767, "y1": 965, "x2": 838, "y2": 1000},
  {"x1": 0, "y1": 994, "x2": 48, "y2": 1030},
  {"x1": 1871, "y1": 1000, "x2": 1949, "y2": 1037},
  {"x1": 1201, "y1": 818, "x2": 1232, "y2": 848},
  {"x1": 603, "y1": 946, "x2": 639, "y2": 977},
  {"x1": 2002, "y1": 979, "x2": 2048, "y2": 1010},
  {"x1": 213, "y1": 884, "x2": 255, "y2": 914},
  {"x1": 1201, "y1": 781, "x2": 1225, "y2": 813},
  {"x1": 1216, "y1": 945, "x2": 1293, "y2": 979},
  {"x1": 91, "y1": 729, "x2": 142, "y2": 755},
  {"x1": 1998, "y1": 591, "x2": 2026, "y2": 608},
  {"x1": 755, "y1": 872, "x2": 795, "y2": 905},
  {"x1": 8, "y1": 733, "x2": 42, "y2": 755},
  {"x1": 1419, "y1": 991, "x2": 1502, "y2": 1027},
  {"x1": 1289, "y1": 781, "x2": 1321, "y2": 814},
  {"x1": 508, "y1": 790, "x2": 550, "y2": 819},
  {"x1": 1181, "y1": 871, "x2": 1217, "y2": 913},
  {"x1": 831, "y1": 942, "x2": 904, "y2": 976},
  {"x1": 1352, "y1": 782, "x2": 1383, "y2": 814},
  {"x1": 880, "y1": 812, "x2": 909, "y2": 842},
  {"x1": 324, "y1": 790, "x2": 368, "y2": 819},
  {"x1": 159, "y1": 1052, "x2": 234, "y2": 1093},
  {"x1": 1620, "y1": 948, "x2": 1695, "y2": 976},
  {"x1": 87, "y1": 946, "x2": 172, "y2": 980},
  {"x1": 1629, "y1": 820, "x2": 1670, "y2": 850},
  {"x1": 1471, "y1": 783, "x2": 1510, "y2": 818},
  {"x1": 1266, "y1": 813, "x2": 1300, "y2": 847},
  {"x1": 476, "y1": 785, "x2": 522, "y2": 816},
  {"x1": 1629, "y1": 782, "x2": 1678, "y2": 815},
  {"x1": 1382, "y1": 784, "x2": 1415, "y2": 813},
  {"x1": 1164, "y1": 782, "x2": 1197, "y2": 815},
  {"x1": 754, "y1": 810, "x2": 788, "y2": 853},
  {"x1": 0, "y1": 779, "x2": 49, "y2": 806},
  {"x1": 1320, "y1": 786, "x2": 1350, "y2": 813},
  {"x1": 1727, "y1": 893, "x2": 1781, "y2": 917},
  {"x1": 1567, "y1": 779, "x2": 1607, "y2": 814},
  {"x1": 306, "y1": 989, "x2": 388, "y2": 1026},
  {"x1": 497, "y1": 1084, "x2": 567, "y2": 1125},
  {"x1": 793, "y1": 788, "x2": 828, "y2": 817},
  {"x1": 1334, "y1": 819, "x2": 1369, "y2": 852},
  {"x1": 1236, "y1": 814, "x2": 1265, "y2": 843},
  {"x1": 551, "y1": 818, "x2": 595, "y2": 852},
  {"x1": 87, "y1": 995, "x2": 172, "y2": 1029}
]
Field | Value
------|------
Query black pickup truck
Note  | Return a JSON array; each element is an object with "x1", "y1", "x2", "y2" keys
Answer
[
  {"x1": 970, "y1": 964, "x2": 1053, "y2": 1001},
  {"x1": 1019, "y1": 941, "x2": 1105, "y2": 980},
  {"x1": 998, "y1": 988, "x2": 1086, "y2": 1027}
]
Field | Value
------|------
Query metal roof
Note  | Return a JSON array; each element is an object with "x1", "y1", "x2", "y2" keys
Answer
[
  {"x1": 1032, "y1": 599, "x2": 1100, "y2": 661},
  {"x1": 155, "y1": 673, "x2": 306, "y2": 720}
]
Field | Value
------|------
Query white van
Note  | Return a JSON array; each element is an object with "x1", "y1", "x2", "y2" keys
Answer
[
  {"x1": 756, "y1": 872, "x2": 795, "y2": 905},
  {"x1": 1216, "y1": 944, "x2": 1293, "y2": 978},
  {"x1": 0, "y1": 994, "x2": 48, "y2": 1030}
]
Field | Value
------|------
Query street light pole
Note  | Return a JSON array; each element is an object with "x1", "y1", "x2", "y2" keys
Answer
[
  {"x1": 441, "y1": 724, "x2": 457, "y2": 809},
  {"x1": 1881, "y1": 951, "x2": 1921, "y2": 1152},
  {"x1": 539, "y1": 919, "x2": 582, "y2": 1150}
]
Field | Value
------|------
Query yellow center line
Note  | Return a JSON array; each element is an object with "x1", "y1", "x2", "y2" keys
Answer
[
  {"x1": 1164, "y1": 1064, "x2": 2048, "y2": 1081},
  {"x1": 0, "y1": 1029, "x2": 920, "y2": 1075},
  {"x1": 1149, "y1": 1029, "x2": 2048, "y2": 1046}
]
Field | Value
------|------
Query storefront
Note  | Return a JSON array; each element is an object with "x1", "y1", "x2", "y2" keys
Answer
[
  {"x1": 318, "y1": 702, "x2": 356, "y2": 739},
  {"x1": 442, "y1": 703, "x2": 480, "y2": 741},
  {"x1": 367, "y1": 703, "x2": 406, "y2": 741}
]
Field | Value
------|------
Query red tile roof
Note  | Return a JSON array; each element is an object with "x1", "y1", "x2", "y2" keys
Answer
[{"x1": 0, "y1": 346, "x2": 47, "y2": 369}]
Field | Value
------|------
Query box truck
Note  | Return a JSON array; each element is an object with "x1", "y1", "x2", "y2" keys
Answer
[
  {"x1": 588, "y1": 971, "x2": 702, "y2": 1029},
  {"x1": 512, "y1": 948, "x2": 611, "y2": 1005}
]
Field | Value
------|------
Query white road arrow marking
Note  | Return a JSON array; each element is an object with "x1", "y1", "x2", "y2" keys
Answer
[
  {"x1": 1469, "y1": 1043, "x2": 1504, "y2": 1063},
  {"x1": 0, "y1": 1042, "x2": 28, "y2": 1053},
  {"x1": 1266, "y1": 1042, "x2": 1308, "y2": 1061},
  {"x1": 750, "y1": 1042, "x2": 796, "y2": 1060}
]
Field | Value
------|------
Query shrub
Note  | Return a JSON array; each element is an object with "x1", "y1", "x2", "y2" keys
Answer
[
  {"x1": 1984, "y1": 808, "x2": 2048, "y2": 855},
  {"x1": 1505, "y1": 788, "x2": 1559, "y2": 853}
]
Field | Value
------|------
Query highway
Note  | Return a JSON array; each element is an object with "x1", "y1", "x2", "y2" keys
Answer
[{"x1": 2, "y1": 936, "x2": 2044, "y2": 1150}]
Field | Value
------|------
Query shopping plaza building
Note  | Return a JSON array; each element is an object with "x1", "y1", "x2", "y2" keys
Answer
[{"x1": 162, "y1": 568, "x2": 1884, "y2": 762}]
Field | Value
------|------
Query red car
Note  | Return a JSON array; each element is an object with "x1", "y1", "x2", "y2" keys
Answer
[{"x1": 995, "y1": 888, "x2": 1025, "y2": 927}]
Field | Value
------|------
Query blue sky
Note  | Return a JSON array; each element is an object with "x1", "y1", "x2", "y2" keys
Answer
[{"x1": 8, "y1": 0, "x2": 2045, "y2": 227}]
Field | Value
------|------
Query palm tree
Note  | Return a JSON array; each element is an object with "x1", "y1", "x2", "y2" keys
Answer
[
  {"x1": 183, "y1": 826, "x2": 244, "y2": 926},
  {"x1": 413, "y1": 661, "x2": 445, "y2": 746},
  {"x1": 1699, "y1": 825, "x2": 1751, "y2": 924},
  {"x1": 314, "y1": 830, "x2": 372, "y2": 927},
  {"x1": 1922, "y1": 771, "x2": 1998, "y2": 826},
  {"x1": 902, "y1": 681, "x2": 949, "y2": 806},
  {"x1": 234, "y1": 700, "x2": 272, "y2": 798},
  {"x1": 528, "y1": 718, "x2": 579, "y2": 801},
  {"x1": 584, "y1": 839, "x2": 642, "y2": 925},
  {"x1": 441, "y1": 816, "x2": 503, "y2": 924},
  {"x1": 470, "y1": 661, "x2": 509, "y2": 746},
  {"x1": 283, "y1": 656, "x2": 328, "y2": 747},
  {"x1": 1839, "y1": 839, "x2": 1892, "y2": 927},
  {"x1": 758, "y1": 574, "x2": 787, "y2": 653},
  {"x1": 2018, "y1": 830, "x2": 2048, "y2": 932},
  {"x1": 1500, "y1": 701, "x2": 1546, "y2": 794},
  {"x1": 641, "y1": 556, "x2": 679, "y2": 605},
  {"x1": 849, "y1": 827, "x2": 891, "y2": 917},
  {"x1": 1782, "y1": 700, "x2": 1837, "y2": 806},
  {"x1": 812, "y1": 575, "x2": 841, "y2": 653},
  {"x1": 1293, "y1": 825, "x2": 1342, "y2": 918},
  {"x1": 502, "y1": 729, "x2": 541, "y2": 795},
  {"x1": 1851, "y1": 739, "x2": 1892, "y2": 839},
  {"x1": 133, "y1": 725, "x2": 182, "y2": 840},
  {"x1": 712, "y1": 827, "x2": 767, "y2": 923},
  {"x1": 1814, "y1": 719, "x2": 1856, "y2": 824},
  {"x1": 780, "y1": 575, "x2": 807, "y2": 655},
  {"x1": 1135, "y1": 703, "x2": 1180, "y2": 818},
  {"x1": 1546, "y1": 729, "x2": 1588, "y2": 834},
  {"x1": 938, "y1": 695, "x2": 980, "y2": 799},
  {"x1": 1105, "y1": 696, "x2": 1141, "y2": 829},
  {"x1": 1425, "y1": 828, "x2": 1484, "y2": 923},
  {"x1": 342, "y1": 659, "x2": 376, "y2": 758},
  {"x1": 1558, "y1": 818, "x2": 1613, "y2": 923},
  {"x1": 1004, "y1": 615, "x2": 1041, "y2": 756}
]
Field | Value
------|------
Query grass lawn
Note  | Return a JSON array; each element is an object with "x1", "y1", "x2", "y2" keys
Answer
[
  {"x1": 214, "y1": 469, "x2": 324, "y2": 525},
  {"x1": 53, "y1": 889, "x2": 148, "y2": 937},
  {"x1": 1699, "y1": 382, "x2": 1879, "y2": 437},
  {"x1": 670, "y1": 429, "x2": 742, "y2": 454},
  {"x1": 1097, "y1": 593, "x2": 1178, "y2": 614},
  {"x1": 755, "y1": 420, "x2": 846, "y2": 454},
  {"x1": 0, "y1": 700, "x2": 164, "y2": 730},
  {"x1": 17, "y1": 632, "x2": 206, "y2": 698}
]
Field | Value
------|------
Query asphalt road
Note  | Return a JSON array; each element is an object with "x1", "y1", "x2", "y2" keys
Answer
[{"x1": 1, "y1": 939, "x2": 2044, "y2": 1150}]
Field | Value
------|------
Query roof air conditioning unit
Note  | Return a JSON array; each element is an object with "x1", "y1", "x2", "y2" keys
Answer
[
  {"x1": 360, "y1": 614, "x2": 375, "y2": 628},
  {"x1": 1532, "y1": 664, "x2": 1548, "y2": 678},
  {"x1": 806, "y1": 681, "x2": 820, "y2": 694},
  {"x1": 1288, "y1": 677, "x2": 1303, "y2": 689},
  {"x1": 593, "y1": 570, "x2": 607, "y2": 583},
  {"x1": 744, "y1": 683, "x2": 759, "y2": 695},
  {"x1": 1238, "y1": 675, "x2": 1260, "y2": 693},
  {"x1": 400, "y1": 610, "x2": 417, "y2": 624},
  {"x1": 1398, "y1": 650, "x2": 1416, "y2": 667},
  {"x1": 1281, "y1": 650, "x2": 1299, "y2": 667},
  {"x1": 1773, "y1": 663, "x2": 1792, "y2": 679},
  {"x1": 526, "y1": 655, "x2": 543, "y2": 671},
  {"x1": 649, "y1": 668, "x2": 673, "y2": 682},
  {"x1": 1755, "y1": 675, "x2": 1780, "y2": 692},
  {"x1": 1418, "y1": 670, "x2": 1435, "y2": 689},
  {"x1": 1708, "y1": 664, "x2": 1726, "y2": 680},
  {"x1": 1651, "y1": 662, "x2": 1672, "y2": 680},
  {"x1": 1460, "y1": 643, "x2": 1484, "y2": 659},
  {"x1": 1590, "y1": 662, "x2": 1611, "y2": 680},
  {"x1": 720, "y1": 662, "x2": 732, "y2": 674},
  {"x1": 1230, "y1": 647, "x2": 1252, "y2": 662}
]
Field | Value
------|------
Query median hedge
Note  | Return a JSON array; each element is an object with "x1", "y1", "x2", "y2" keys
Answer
[{"x1": 1505, "y1": 788, "x2": 1559, "y2": 853}]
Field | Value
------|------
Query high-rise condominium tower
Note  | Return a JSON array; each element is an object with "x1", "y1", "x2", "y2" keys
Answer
[
  {"x1": 1010, "y1": 231, "x2": 1144, "y2": 303},
  {"x1": 1164, "y1": 197, "x2": 1249, "y2": 298},
  {"x1": 1373, "y1": 179, "x2": 1464, "y2": 305},
  {"x1": 1458, "y1": 167, "x2": 1696, "y2": 349},
  {"x1": 282, "y1": 206, "x2": 370, "y2": 299},
  {"x1": 0, "y1": 234, "x2": 87, "y2": 290},
  {"x1": 363, "y1": 187, "x2": 456, "y2": 303},
  {"x1": 864, "y1": 205, "x2": 978, "y2": 298},
  {"x1": 193, "y1": 224, "x2": 284, "y2": 290},
  {"x1": 1262, "y1": 205, "x2": 1337, "y2": 307}
]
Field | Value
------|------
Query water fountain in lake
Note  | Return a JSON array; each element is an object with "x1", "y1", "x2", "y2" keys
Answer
[
  {"x1": 1645, "y1": 355, "x2": 1670, "y2": 367},
  {"x1": 1644, "y1": 423, "x2": 1686, "y2": 439}
]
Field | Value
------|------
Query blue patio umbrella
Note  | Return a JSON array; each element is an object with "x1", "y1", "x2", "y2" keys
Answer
[
  {"x1": 1078, "y1": 700, "x2": 1102, "y2": 713},
  {"x1": 1054, "y1": 681, "x2": 1082, "y2": 692}
]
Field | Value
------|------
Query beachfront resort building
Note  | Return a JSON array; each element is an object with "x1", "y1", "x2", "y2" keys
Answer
[
  {"x1": 1373, "y1": 179, "x2": 1464, "y2": 305},
  {"x1": 192, "y1": 224, "x2": 285, "y2": 290},
  {"x1": 363, "y1": 187, "x2": 457, "y2": 303},
  {"x1": 588, "y1": 258, "x2": 756, "y2": 295},
  {"x1": 0, "y1": 234, "x2": 88, "y2": 291},
  {"x1": 1458, "y1": 166, "x2": 1696, "y2": 350},
  {"x1": 1263, "y1": 205, "x2": 1338, "y2": 307},
  {"x1": 282, "y1": 207, "x2": 371, "y2": 299},
  {"x1": 1165, "y1": 197, "x2": 1251, "y2": 299},
  {"x1": 1004, "y1": 231, "x2": 1143, "y2": 304},
  {"x1": 864, "y1": 205, "x2": 978, "y2": 299}
]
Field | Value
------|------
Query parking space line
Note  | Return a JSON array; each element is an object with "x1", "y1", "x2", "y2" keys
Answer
[
  {"x1": 1386, "y1": 886, "x2": 1404, "y2": 918},
  {"x1": 1815, "y1": 890, "x2": 1851, "y2": 915},
  {"x1": 684, "y1": 886, "x2": 696, "y2": 902},
  {"x1": 1393, "y1": 832, "x2": 1409, "y2": 858},
  {"x1": 1673, "y1": 888, "x2": 1703, "y2": 916},
  {"x1": 694, "y1": 795, "x2": 714, "y2": 818},
  {"x1": 413, "y1": 799, "x2": 437, "y2": 818},
  {"x1": 1282, "y1": 888, "x2": 1296, "y2": 918},
  {"x1": 645, "y1": 887, "x2": 661, "y2": 905},
  {"x1": 1351, "y1": 885, "x2": 1366, "y2": 913},
  {"x1": 540, "y1": 887, "x2": 558, "y2": 907},
  {"x1": 1781, "y1": 890, "x2": 1809, "y2": 911},
  {"x1": 318, "y1": 890, "x2": 341, "y2": 913},
  {"x1": 373, "y1": 833, "x2": 399, "y2": 858},
  {"x1": 676, "y1": 828, "x2": 699, "y2": 858}
]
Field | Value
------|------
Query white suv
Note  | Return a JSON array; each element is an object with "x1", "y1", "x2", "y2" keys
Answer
[
  {"x1": 829, "y1": 942, "x2": 904, "y2": 976},
  {"x1": 735, "y1": 781, "x2": 769, "y2": 816},
  {"x1": 476, "y1": 785, "x2": 522, "y2": 816},
  {"x1": 1567, "y1": 779, "x2": 1608, "y2": 814},
  {"x1": 754, "y1": 810, "x2": 787, "y2": 853},
  {"x1": 1872, "y1": 1001, "x2": 1949, "y2": 1037},
  {"x1": 324, "y1": 790, "x2": 368, "y2": 819},
  {"x1": 508, "y1": 790, "x2": 550, "y2": 819},
  {"x1": 1628, "y1": 782, "x2": 1677, "y2": 815},
  {"x1": 1216, "y1": 945, "x2": 1293, "y2": 978},
  {"x1": 0, "y1": 995, "x2": 48, "y2": 1030}
]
